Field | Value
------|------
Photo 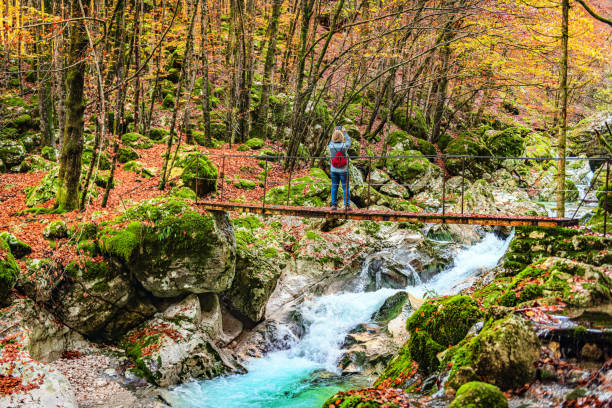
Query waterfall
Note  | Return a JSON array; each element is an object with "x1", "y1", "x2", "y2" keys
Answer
[{"x1": 165, "y1": 232, "x2": 513, "y2": 408}]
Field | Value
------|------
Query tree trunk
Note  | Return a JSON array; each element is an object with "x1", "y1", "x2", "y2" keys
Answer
[
  {"x1": 38, "y1": 0, "x2": 55, "y2": 148},
  {"x1": 556, "y1": 0, "x2": 569, "y2": 217},
  {"x1": 200, "y1": 0, "x2": 212, "y2": 146},
  {"x1": 253, "y1": 0, "x2": 282, "y2": 138},
  {"x1": 56, "y1": 0, "x2": 87, "y2": 211}
]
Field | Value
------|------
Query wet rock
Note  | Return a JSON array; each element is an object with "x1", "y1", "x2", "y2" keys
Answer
[
  {"x1": 371, "y1": 291, "x2": 410, "y2": 323},
  {"x1": 225, "y1": 246, "x2": 283, "y2": 324},
  {"x1": 365, "y1": 254, "x2": 419, "y2": 290},
  {"x1": 123, "y1": 294, "x2": 245, "y2": 387},
  {"x1": 449, "y1": 381, "x2": 508, "y2": 408},
  {"x1": 447, "y1": 314, "x2": 540, "y2": 391}
]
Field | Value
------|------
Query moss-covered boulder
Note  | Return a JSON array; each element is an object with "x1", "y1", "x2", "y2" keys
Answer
[
  {"x1": 122, "y1": 294, "x2": 244, "y2": 386},
  {"x1": 24, "y1": 167, "x2": 57, "y2": 207},
  {"x1": 0, "y1": 140, "x2": 26, "y2": 168},
  {"x1": 117, "y1": 146, "x2": 140, "y2": 163},
  {"x1": 0, "y1": 232, "x2": 31, "y2": 259},
  {"x1": 181, "y1": 153, "x2": 218, "y2": 196},
  {"x1": 48, "y1": 255, "x2": 156, "y2": 340},
  {"x1": 148, "y1": 127, "x2": 169, "y2": 141},
  {"x1": 162, "y1": 93, "x2": 175, "y2": 109},
  {"x1": 387, "y1": 130, "x2": 436, "y2": 157},
  {"x1": 225, "y1": 245, "x2": 282, "y2": 323},
  {"x1": 43, "y1": 220, "x2": 68, "y2": 240},
  {"x1": 0, "y1": 237, "x2": 20, "y2": 305},
  {"x1": 446, "y1": 314, "x2": 540, "y2": 391},
  {"x1": 41, "y1": 146, "x2": 57, "y2": 161},
  {"x1": 376, "y1": 295, "x2": 483, "y2": 384},
  {"x1": 121, "y1": 132, "x2": 153, "y2": 149},
  {"x1": 82, "y1": 147, "x2": 112, "y2": 170},
  {"x1": 245, "y1": 137, "x2": 264, "y2": 150},
  {"x1": 391, "y1": 106, "x2": 428, "y2": 139},
  {"x1": 124, "y1": 160, "x2": 156, "y2": 178},
  {"x1": 265, "y1": 168, "x2": 332, "y2": 207},
  {"x1": 444, "y1": 135, "x2": 492, "y2": 177},
  {"x1": 449, "y1": 381, "x2": 508, "y2": 408},
  {"x1": 485, "y1": 127, "x2": 526, "y2": 157},
  {"x1": 387, "y1": 149, "x2": 441, "y2": 187},
  {"x1": 99, "y1": 198, "x2": 236, "y2": 297}
]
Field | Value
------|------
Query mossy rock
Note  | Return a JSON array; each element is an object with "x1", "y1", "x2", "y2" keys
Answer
[
  {"x1": 170, "y1": 186, "x2": 197, "y2": 200},
  {"x1": 233, "y1": 179, "x2": 256, "y2": 190},
  {"x1": 244, "y1": 137, "x2": 264, "y2": 150},
  {"x1": 387, "y1": 130, "x2": 436, "y2": 157},
  {"x1": 162, "y1": 94, "x2": 175, "y2": 109},
  {"x1": 118, "y1": 146, "x2": 140, "y2": 163},
  {"x1": 43, "y1": 220, "x2": 68, "y2": 239},
  {"x1": 449, "y1": 381, "x2": 508, "y2": 408},
  {"x1": 0, "y1": 238, "x2": 19, "y2": 305},
  {"x1": 371, "y1": 291, "x2": 409, "y2": 323},
  {"x1": 20, "y1": 154, "x2": 54, "y2": 173},
  {"x1": 391, "y1": 106, "x2": 428, "y2": 139},
  {"x1": 98, "y1": 198, "x2": 236, "y2": 297},
  {"x1": 122, "y1": 132, "x2": 154, "y2": 149},
  {"x1": 446, "y1": 314, "x2": 540, "y2": 391},
  {"x1": 386, "y1": 149, "x2": 433, "y2": 184},
  {"x1": 0, "y1": 140, "x2": 27, "y2": 168},
  {"x1": 485, "y1": 127, "x2": 526, "y2": 157},
  {"x1": 0, "y1": 232, "x2": 31, "y2": 259},
  {"x1": 24, "y1": 167, "x2": 58, "y2": 207},
  {"x1": 148, "y1": 127, "x2": 169, "y2": 141},
  {"x1": 181, "y1": 153, "x2": 218, "y2": 196},
  {"x1": 82, "y1": 148, "x2": 112, "y2": 170},
  {"x1": 444, "y1": 135, "x2": 493, "y2": 177},
  {"x1": 265, "y1": 168, "x2": 331, "y2": 207},
  {"x1": 0, "y1": 127, "x2": 19, "y2": 140},
  {"x1": 407, "y1": 295, "x2": 483, "y2": 347},
  {"x1": 10, "y1": 114, "x2": 33, "y2": 131},
  {"x1": 41, "y1": 146, "x2": 58, "y2": 161},
  {"x1": 166, "y1": 68, "x2": 180, "y2": 83}
]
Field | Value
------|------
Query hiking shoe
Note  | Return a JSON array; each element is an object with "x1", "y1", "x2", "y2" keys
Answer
[
  {"x1": 345, "y1": 206, "x2": 353, "y2": 212},
  {"x1": 331, "y1": 205, "x2": 338, "y2": 211}
]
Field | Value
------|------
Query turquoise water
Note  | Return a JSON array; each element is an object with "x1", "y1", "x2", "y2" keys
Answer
[{"x1": 166, "y1": 233, "x2": 512, "y2": 408}]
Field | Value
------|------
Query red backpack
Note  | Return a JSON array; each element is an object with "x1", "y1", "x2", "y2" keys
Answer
[{"x1": 332, "y1": 151, "x2": 348, "y2": 168}]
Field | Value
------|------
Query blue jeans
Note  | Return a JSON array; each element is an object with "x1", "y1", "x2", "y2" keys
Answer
[{"x1": 331, "y1": 171, "x2": 350, "y2": 206}]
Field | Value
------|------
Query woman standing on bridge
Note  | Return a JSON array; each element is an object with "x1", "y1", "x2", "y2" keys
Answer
[{"x1": 329, "y1": 126, "x2": 351, "y2": 211}]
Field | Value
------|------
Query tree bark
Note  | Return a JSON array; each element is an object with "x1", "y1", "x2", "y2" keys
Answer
[
  {"x1": 200, "y1": 0, "x2": 212, "y2": 146},
  {"x1": 556, "y1": 0, "x2": 569, "y2": 217},
  {"x1": 56, "y1": 0, "x2": 87, "y2": 211},
  {"x1": 253, "y1": 0, "x2": 282, "y2": 138}
]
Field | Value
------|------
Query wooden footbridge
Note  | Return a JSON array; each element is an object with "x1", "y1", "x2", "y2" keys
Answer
[
  {"x1": 197, "y1": 201, "x2": 578, "y2": 227},
  {"x1": 187, "y1": 153, "x2": 610, "y2": 230}
]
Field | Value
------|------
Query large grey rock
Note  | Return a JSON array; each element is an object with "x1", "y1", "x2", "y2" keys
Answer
[
  {"x1": 123, "y1": 294, "x2": 245, "y2": 387},
  {"x1": 225, "y1": 248, "x2": 283, "y2": 323},
  {"x1": 51, "y1": 257, "x2": 156, "y2": 340}
]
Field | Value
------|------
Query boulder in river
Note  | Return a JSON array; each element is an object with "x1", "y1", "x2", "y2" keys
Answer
[
  {"x1": 446, "y1": 314, "x2": 540, "y2": 391},
  {"x1": 449, "y1": 381, "x2": 508, "y2": 408}
]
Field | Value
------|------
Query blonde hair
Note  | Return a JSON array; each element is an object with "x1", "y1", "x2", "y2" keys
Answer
[{"x1": 332, "y1": 129, "x2": 345, "y2": 143}]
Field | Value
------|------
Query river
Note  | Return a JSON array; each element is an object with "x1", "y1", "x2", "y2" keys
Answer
[{"x1": 165, "y1": 232, "x2": 513, "y2": 408}]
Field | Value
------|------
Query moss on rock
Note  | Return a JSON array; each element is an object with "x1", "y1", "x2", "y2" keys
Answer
[
  {"x1": 122, "y1": 132, "x2": 153, "y2": 149},
  {"x1": 265, "y1": 168, "x2": 331, "y2": 207},
  {"x1": 0, "y1": 232, "x2": 31, "y2": 259},
  {"x1": 0, "y1": 237, "x2": 19, "y2": 305},
  {"x1": 181, "y1": 153, "x2": 218, "y2": 196},
  {"x1": 449, "y1": 381, "x2": 508, "y2": 408}
]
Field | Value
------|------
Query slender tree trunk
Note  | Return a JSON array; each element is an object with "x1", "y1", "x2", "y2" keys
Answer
[
  {"x1": 160, "y1": 0, "x2": 199, "y2": 189},
  {"x1": 56, "y1": 0, "x2": 87, "y2": 211},
  {"x1": 556, "y1": 0, "x2": 569, "y2": 217},
  {"x1": 253, "y1": 0, "x2": 282, "y2": 137},
  {"x1": 38, "y1": 0, "x2": 55, "y2": 148},
  {"x1": 200, "y1": 0, "x2": 212, "y2": 146}
]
